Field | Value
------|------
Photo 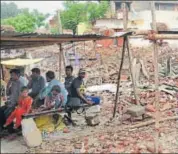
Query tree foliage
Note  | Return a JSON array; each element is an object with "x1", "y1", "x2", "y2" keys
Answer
[
  {"x1": 1, "y1": 2, "x2": 21, "y2": 19},
  {"x1": 61, "y1": 2, "x2": 87, "y2": 35},
  {"x1": 32, "y1": 9, "x2": 50, "y2": 28},
  {"x1": 87, "y1": 1, "x2": 109, "y2": 22},
  {"x1": 1, "y1": 6, "x2": 49, "y2": 32},
  {"x1": 61, "y1": 1, "x2": 109, "y2": 35},
  {"x1": 2, "y1": 11, "x2": 36, "y2": 32}
]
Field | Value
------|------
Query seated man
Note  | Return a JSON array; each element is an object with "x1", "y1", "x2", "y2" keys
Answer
[
  {"x1": 0, "y1": 69, "x2": 24, "y2": 131},
  {"x1": 39, "y1": 85, "x2": 64, "y2": 111},
  {"x1": 4, "y1": 87, "x2": 33, "y2": 129},
  {"x1": 37, "y1": 71, "x2": 68, "y2": 108},
  {"x1": 27, "y1": 68, "x2": 45, "y2": 99},
  {"x1": 67, "y1": 69, "x2": 94, "y2": 107}
]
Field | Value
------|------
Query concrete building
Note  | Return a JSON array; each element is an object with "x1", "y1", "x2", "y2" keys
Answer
[
  {"x1": 113, "y1": 1, "x2": 178, "y2": 12},
  {"x1": 109, "y1": 1, "x2": 178, "y2": 30}
]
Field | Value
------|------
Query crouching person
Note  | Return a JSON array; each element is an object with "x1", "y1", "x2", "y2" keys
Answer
[
  {"x1": 39, "y1": 85, "x2": 64, "y2": 111},
  {"x1": 4, "y1": 87, "x2": 33, "y2": 129}
]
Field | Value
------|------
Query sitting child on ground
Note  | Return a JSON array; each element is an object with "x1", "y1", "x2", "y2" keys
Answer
[{"x1": 4, "y1": 86, "x2": 33, "y2": 129}]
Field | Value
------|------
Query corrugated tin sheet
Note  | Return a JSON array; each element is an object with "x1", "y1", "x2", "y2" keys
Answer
[
  {"x1": 1, "y1": 30, "x2": 131, "y2": 50},
  {"x1": 1, "y1": 31, "x2": 106, "y2": 38}
]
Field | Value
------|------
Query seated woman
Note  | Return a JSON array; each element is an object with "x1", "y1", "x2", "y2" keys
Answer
[
  {"x1": 3, "y1": 87, "x2": 33, "y2": 129},
  {"x1": 38, "y1": 85, "x2": 64, "y2": 111}
]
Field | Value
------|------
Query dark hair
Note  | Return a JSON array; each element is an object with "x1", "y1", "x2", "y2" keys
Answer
[
  {"x1": 51, "y1": 85, "x2": 61, "y2": 93},
  {"x1": 10, "y1": 69, "x2": 20, "y2": 76},
  {"x1": 46, "y1": 71, "x2": 55, "y2": 80},
  {"x1": 31, "y1": 68, "x2": 40, "y2": 74},
  {"x1": 21, "y1": 86, "x2": 29, "y2": 92},
  {"x1": 65, "y1": 65, "x2": 73, "y2": 72}
]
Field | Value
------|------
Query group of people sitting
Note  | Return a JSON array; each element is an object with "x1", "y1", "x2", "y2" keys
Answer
[{"x1": 0, "y1": 66, "x2": 98, "y2": 132}]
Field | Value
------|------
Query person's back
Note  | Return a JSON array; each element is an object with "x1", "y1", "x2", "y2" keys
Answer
[{"x1": 20, "y1": 76, "x2": 28, "y2": 86}]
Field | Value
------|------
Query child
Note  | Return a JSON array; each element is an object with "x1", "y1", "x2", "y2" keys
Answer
[
  {"x1": 39, "y1": 85, "x2": 64, "y2": 111},
  {"x1": 4, "y1": 86, "x2": 33, "y2": 129}
]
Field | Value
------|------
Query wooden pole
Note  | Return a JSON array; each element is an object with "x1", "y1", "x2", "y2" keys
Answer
[
  {"x1": 145, "y1": 34, "x2": 178, "y2": 40},
  {"x1": 61, "y1": 44, "x2": 66, "y2": 71},
  {"x1": 126, "y1": 37, "x2": 139, "y2": 105},
  {"x1": 58, "y1": 44, "x2": 62, "y2": 81},
  {"x1": 122, "y1": 1, "x2": 138, "y2": 104},
  {"x1": 1, "y1": 64, "x2": 5, "y2": 80},
  {"x1": 151, "y1": 1, "x2": 160, "y2": 153},
  {"x1": 57, "y1": 10, "x2": 63, "y2": 34},
  {"x1": 122, "y1": 2, "x2": 128, "y2": 30},
  {"x1": 113, "y1": 36, "x2": 126, "y2": 118}
]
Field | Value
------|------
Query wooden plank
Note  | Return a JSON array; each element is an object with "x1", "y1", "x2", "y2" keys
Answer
[{"x1": 1, "y1": 36, "x2": 112, "y2": 42}]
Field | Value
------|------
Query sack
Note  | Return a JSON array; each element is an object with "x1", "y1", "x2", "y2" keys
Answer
[{"x1": 21, "y1": 118, "x2": 42, "y2": 147}]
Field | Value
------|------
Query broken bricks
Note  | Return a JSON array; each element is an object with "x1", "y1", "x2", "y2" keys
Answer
[
  {"x1": 126, "y1": 105, "x2": 145, "y2": 117},
  {"x1": 85, "y1": 113, "x2": 100, "y2": 126}
]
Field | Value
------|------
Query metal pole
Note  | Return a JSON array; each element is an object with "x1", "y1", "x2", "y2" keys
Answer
[
  {"x1": 151, "y1": 1, "x2": 160, "y2": 153},
  {"x1": 126, "y1": 37, "x2": 139, "y2": 105},
  {"x1": 113, "y1": 36, "x2": 126, "y2": 118}
]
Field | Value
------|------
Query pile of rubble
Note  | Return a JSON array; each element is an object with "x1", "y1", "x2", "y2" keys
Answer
[{"x1": 24, "y1": 40, "x2": 178, "y2": 153}]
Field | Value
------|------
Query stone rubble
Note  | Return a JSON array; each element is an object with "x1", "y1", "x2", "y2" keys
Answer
[{"x1": 3, "y1": 41, "x2": 178, "y2": 153}]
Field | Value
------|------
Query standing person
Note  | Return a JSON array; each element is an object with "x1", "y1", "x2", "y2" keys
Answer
[
  {"x1": 4, "y1": 87, "x2": 33, "y2": 129},
  {"x1": 38, "y1": 71, "x2": 68, "y2": 107},
  {"x1": 64, "y1": 65, "x2": 75, "y2": 97},
  {"x1": 18, "y1": 69, "x2": 28, "y2": 86},
  {"x1": 27, "y1": 68, "x2": 45, "y2": 99},
  {"x1": 0, "y1": 69, "x2": 24, "y2": 130}
]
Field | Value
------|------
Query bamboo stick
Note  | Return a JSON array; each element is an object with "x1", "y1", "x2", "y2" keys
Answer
[
  {"x1": 58, "y1": 44, "x2": 62, "y2": 80},
  {"x1": 129, "y1": 116, "x2": 178, "y2": 129},
  {"x1": 113, "y1": 36, "x2": 126, "y2": 118},
  {"x1": 151, "y1": 1, "x2": 160, "y2": 153},
  {"x1": 126, "y1": 37, "x2": 139, "y2": 105}
]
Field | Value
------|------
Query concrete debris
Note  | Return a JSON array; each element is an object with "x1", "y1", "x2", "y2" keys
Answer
[{"x1": 2, "y1": 41, "x2": 178, "y2": 153}]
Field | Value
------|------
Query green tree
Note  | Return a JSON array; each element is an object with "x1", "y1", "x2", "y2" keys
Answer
[
  {"x1": 2, "y1": 9, "x2": 49, "y2": 32},
  {"x1": 87, "y1": 1, "x2": 109, "y2": 22},
  {"x1": 1, "y1": 2, "x2": 21, "y2": 19},
  {"x1": 2, "y1": 11, "x2": 36, "y2": 32},
  {"x1": 61, "y1": 2, "x2": 87, "y2": 35},
  {"x1": 32, "y1": 9, "x2": 50, "y2": 28},
  {"x1": 60, "y1": 1, "x2": 109, "y2": 34}
]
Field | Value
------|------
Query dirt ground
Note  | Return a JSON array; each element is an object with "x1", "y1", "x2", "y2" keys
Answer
[
  {"x1": 1, "y1": 41, "x2": 178, "y2": 153},
  {"x1": 1, "y1": 99, "x2": 178, "y2": 153}
]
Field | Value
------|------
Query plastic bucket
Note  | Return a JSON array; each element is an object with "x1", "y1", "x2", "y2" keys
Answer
[{"x1": 85, "y1": 96, "x2": 100, "y2": 105}]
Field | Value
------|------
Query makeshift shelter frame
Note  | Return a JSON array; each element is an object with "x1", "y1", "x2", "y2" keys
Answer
[
  {"x1": 113, "y1": 1, "x2": 178, "y2": 153},
  {"x1": 1, "y1": 32, "x2": 112, "y2": 80}
]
